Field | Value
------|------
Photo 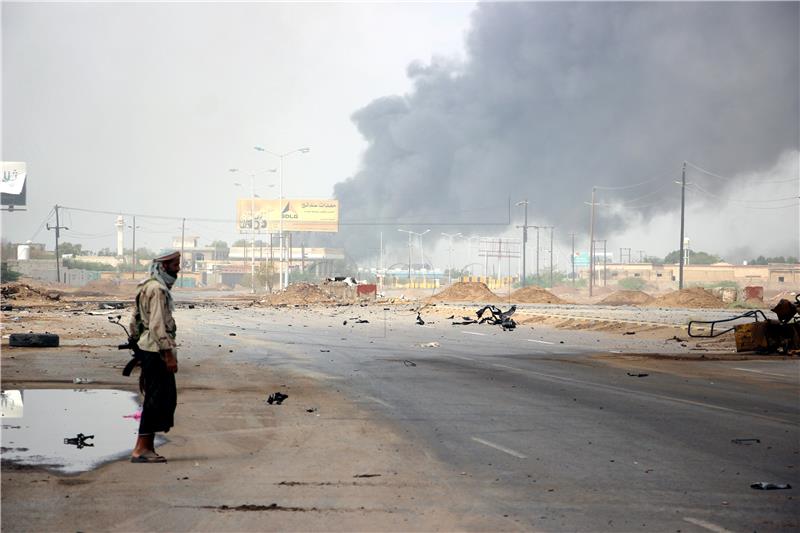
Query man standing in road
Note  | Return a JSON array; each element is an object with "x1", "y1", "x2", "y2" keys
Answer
[{"x1": 128, "y1": 250, "x2": 180, "y2": 463}]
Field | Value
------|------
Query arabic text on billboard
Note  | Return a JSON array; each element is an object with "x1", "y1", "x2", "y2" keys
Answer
[
  {"x1": 1, "y1": 162, "x2": 27, "y2": 207},
  {"x1": 236, "y1": 199, "x2": 339, "y2": 233}
]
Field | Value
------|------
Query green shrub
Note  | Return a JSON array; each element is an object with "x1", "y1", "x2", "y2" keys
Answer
[
  {"x1": 1, "y1": 262, "x2": 21, "y2": 282},
  {"x1": 618, "y1": 277, "x2": 646, "y2": 291}
]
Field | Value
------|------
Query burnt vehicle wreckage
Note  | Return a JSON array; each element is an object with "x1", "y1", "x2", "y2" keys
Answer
[{"x1": 688, "y1": 296, "x2": 800, "y2": 354}]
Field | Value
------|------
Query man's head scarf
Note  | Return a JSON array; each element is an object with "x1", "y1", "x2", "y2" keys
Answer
[{"x1": 142, "y1": 250, "x2": 180, "y2": 310}]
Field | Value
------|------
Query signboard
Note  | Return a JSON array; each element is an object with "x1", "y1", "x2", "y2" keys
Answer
[
  {"x1": 1, "y1": 162, "x2": 27, "y2": 208},
  {"x1": 573, "y1": 252, "x2": 590, "y2": 267},
  {"x1": 236, "y1": 198, "x2": 339, "y2": 233}
]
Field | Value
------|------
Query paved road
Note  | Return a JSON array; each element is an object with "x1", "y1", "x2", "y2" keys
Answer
[{"x1": 188, "y1": 305, "x2": 799, "y2": 532}]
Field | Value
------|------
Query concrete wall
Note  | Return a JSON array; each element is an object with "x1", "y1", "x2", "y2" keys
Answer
[{"x1": 8, "y1": 259, "x2": 101, "y2": 286}]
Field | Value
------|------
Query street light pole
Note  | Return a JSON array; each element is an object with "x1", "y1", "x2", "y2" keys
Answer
[
  {"x1": 441, "y1": 232, "x2": 462, "y2": 285},
  {"x1": 515, "y1": 200, "x2": 529, "y2": 287},
  {"x1": 398, "y1": 229, "x2": 414, "y2": 287},
  {"x1": 230, "y1": 167, "x2": 276, "y2": 293},
  {"x1": 254, "y1": 146, "x2": 310, "y2": 289}
]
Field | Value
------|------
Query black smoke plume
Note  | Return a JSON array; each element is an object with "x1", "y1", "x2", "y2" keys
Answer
[{"x1": 334, "y1": 2, "x2": 799, "y2": 258}]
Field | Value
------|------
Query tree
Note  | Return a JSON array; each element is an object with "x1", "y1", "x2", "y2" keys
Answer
[
  {"x1": 232, "y1": 239, "x2": 248, "y2": 247},
  {"x1": 1, "y1": 262, "x2": 21, "y2": 282},
  {"x1": 59, "y1": 242, "x2": 83, "y2": 256},
  {"x1": 664, "y1": 249, "x2": 721, "y2": 265},
  {"x1": 748, "y1": 255, "x2": 799, "y2": 265},
  {"x1": 97, "y1": 247, "x2": 115, "y2": 256},
  {"x1": 642, "y1": 255, "x2": 664, "y2": 265}
]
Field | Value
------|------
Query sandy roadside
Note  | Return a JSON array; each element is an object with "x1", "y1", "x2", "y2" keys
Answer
[{"x1": 1, "y1": 310, "x2": 512, "y2": 532}]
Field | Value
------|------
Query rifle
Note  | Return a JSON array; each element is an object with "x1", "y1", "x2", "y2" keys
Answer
[{"x1": 108, "y1": 315, "x2": 144, "y2": 376}]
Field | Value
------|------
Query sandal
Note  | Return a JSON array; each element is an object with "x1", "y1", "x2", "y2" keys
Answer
[{"x1": 130, "y1": 451, "x2": 167, "y2": 463}]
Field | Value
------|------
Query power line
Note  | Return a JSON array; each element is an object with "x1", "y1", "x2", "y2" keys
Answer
[
  {"x1": 29, "y1": 207, "x2": 55, "y2": 241},
  {"x1": 593, "y1": 174, "x2": 669, "y2": 191},
  {"x1": 685, "y1": 160, "x2": 799, "y2": 184},
  {"x1": 690, "y1": 182, "x2": 799, "y2": 204},
  {"x1": 687, "y1": 184, "x2": 799, "y2": 209}
]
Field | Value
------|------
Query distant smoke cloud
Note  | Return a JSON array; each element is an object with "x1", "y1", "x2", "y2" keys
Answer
[{"x1": 334, "y1": 2, "x2": 799, "y2": 258}]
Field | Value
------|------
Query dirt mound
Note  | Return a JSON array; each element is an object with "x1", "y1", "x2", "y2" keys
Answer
[
  {"x1": 72, "y1": 279, "x2": 138, "y2": 298},
  {"x1": 1, "y1": 281, "x2": 62, "y2": 302},
  {"x1": 646, "y1": 287, "x2": 725, "y2": 309},
  {"x1": 261, "y1": 283, "x2": 336, "y2": 305},
  {"x1": 510, "y1": 286, "x2": 565, "y2": 304},
  {"x1": 767, "y1": 291, "x2": 799, "y2": 307},
  {"x1": 598, "y1": 290, "x2": 654, "y2": 306},
  {"x1": 431, "y1": 282, "x2": 503, "y2": 302}
]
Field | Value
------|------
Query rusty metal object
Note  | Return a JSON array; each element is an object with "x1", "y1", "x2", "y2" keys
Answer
[
  {"x1": 689, "y1": 297, "x2": 800, "y2": 354},
  {"x1": 771, "y1": 298, "x2": 798, "y2": 324}
]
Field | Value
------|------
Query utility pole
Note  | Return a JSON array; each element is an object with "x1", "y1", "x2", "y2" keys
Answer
[
  {"x1": 637, "y1": 250, "x2": 645, "y2": 263},
  {"x1": 180, "y1": 218, "x2": 185, "y2": 288},
  {"x1": 549, "y1": 226, "x2": 554, "y2": 288},
  {"x1": 570, "y1": 232, "x2": 576, "y2": 286},
  {"x1": 128, "y1": 216, "x2": 142, "y2": 279},
  {"x1": 515, "y1": 200, "x2": 530, "y2": 286},
  {"x1": 535, "y1": 226, "x2": 540, "y2": 279},
  {"x1": 46, "y1": 205, "x2": 68, "y2": 284},
  {"x1": 603, "y1": 239, "x2": 608, "y2": 287},
  {"x1": 132, "y1": 216, "x2": 136, "y2": 279},
  {"x1": 588, "y1": 187, "x2": 596, "y2": 297},
  {"x1": 678, "y1": 161, "x2": 687, "y2": 290}
]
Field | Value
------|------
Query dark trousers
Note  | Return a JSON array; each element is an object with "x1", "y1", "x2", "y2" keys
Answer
[{"x1": 137, "y1": 350, "x2": 177, "y2": 435}]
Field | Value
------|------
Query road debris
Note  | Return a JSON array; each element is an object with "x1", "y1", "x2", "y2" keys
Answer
[
  {"x1": 353, "y1": 473, "x2": 381, "y2": 478},
  {"x1": 731, "y1": 438, "x2": 760, "y2": 445},
  {"x1": 416, "y1": 313, "x2": 425, "y2": 326},
  {"x1": 63, "y1": 433, "x2": 94, "y2": 449},
  {"x1": 73, "y1": 378, "x2": 93, "y2": 384},
  {"x1": 306, "y1": 407, "x2": 318, "y2": 413},
  {"x1": 9, "y1": 333, "x2": 60, "y2": 347},
  {"x1": 626, "y1": 372, "x2": 649, "y2": 378},
  {"x1": 355, "y1": 319, "x2": 369, "y2": 324},
  {"x1": 476, "y1": 305, "x2": 517, "y2": 330},
  {"x1": 750, "y1": 482, "x2": 792, "y2": 490},
  {"x1": 418, "y1": 342, "x2": 439, "y2": 348},
  {"x1": 403, "y1": 360, "x2": 417, "y2": 366},
  {"x1": 688, "y1": 297, "x2": 800, "y2": 354},
  {"x1": 266, "y1": 392, "x2": 289, "y2": 405},
  {"x1": 452, "y1": 317, "x2": 478, "y2": 325}
]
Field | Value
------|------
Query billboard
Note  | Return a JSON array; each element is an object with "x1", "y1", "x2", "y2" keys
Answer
[
  {"x1": 236, "y1": 198, "x2": 339, "y2": 233},
  {"x1": 1, "y1": 162, "x2": 27, "y2": 208}
]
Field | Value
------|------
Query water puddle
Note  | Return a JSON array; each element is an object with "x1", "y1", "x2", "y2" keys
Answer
[{"x1": 1, "y1": 389, "x2": 157, "y2": 474}]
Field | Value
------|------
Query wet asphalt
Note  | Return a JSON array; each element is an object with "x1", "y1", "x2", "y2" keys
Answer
[{"x1": 181, "y1": 303, "x2": 799, "y2": 532}]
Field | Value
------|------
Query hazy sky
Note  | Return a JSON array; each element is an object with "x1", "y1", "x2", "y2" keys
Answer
[
  {"x1": 2, "y1": 1, "x2": 475, "y2": 249},
  {"x1": 2, "y1": 2, "x2": 798, "y2": 267}
]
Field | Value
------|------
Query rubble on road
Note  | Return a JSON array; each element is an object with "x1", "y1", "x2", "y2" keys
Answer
[
  {"x1": 476, "y1": 305, "x2": 517, "y2": 330},
  {"x1": 260, "y1": 283, "x2": 336, "y2": 306}
]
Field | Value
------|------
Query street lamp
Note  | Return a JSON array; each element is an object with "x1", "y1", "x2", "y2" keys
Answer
[
  {"x1": 441, "y1": 232, "x2": 462, "y2": 285},
  {"x1": 397, "y1": 229, "x2": 414, "y2": 287},
  {"x1": 397, "y1": 229, "x2": 429, "y2": 287},
  {"x1": 230, "y1": 167, "x2": 277, "y2": 294},
  {"x1": 515, "y1": 200, "x2": 529, "y2": 287},
  {"x1": 253, "y1": 145, "x2": 311, "y2": 289}
]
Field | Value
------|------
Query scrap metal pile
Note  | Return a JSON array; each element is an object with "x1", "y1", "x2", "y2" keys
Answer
[
  {"x1": 474, "y1": 304, "x2": 518, "y2": 330},
  {"x1": 688, "y1": 297, "x2": 800, "y2": 354}
]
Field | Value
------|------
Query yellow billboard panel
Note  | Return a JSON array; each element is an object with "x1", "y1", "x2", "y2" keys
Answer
[{"x1": 236, "y1": 198, "x2": 339, "y2": 233}]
